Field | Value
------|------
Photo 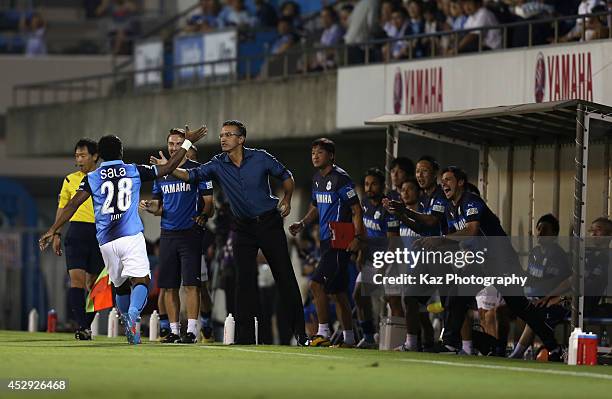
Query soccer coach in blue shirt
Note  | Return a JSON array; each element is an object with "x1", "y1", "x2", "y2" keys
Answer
[{"x1": 152, "y1": 120, "x2": 306, "y2": 345}]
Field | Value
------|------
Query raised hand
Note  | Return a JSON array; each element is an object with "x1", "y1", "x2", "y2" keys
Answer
[
  {"x1": 150, "y1": 150, "x2": 168, "y2": 166},
  {"x1": 184, "y1": 124, "x2": 208, "y2": 143}
]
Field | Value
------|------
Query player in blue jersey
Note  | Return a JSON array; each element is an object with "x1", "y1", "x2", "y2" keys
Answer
[
  {"x1": 423, "y1": 166, "x2": 563, "y2": 360},
  {"x1": 39, "y1": 127, "x2": 207, "y2": 345},
  {"x1": 140, "y1": 130, "x2": 214, "y2": 344},
  {"x1": 354, "y1": 168, "x2": 399, "y2": 349},
  {"x1": 386, "y1": 157, "x2": 415, "y2": 202},
  {"x1": 289, "y1": 138, "x2": 365, "y2": 348}
]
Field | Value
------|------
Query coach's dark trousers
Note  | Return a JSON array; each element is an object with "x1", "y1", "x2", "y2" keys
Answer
[{"x1": 234, "y1": 209, "x2": 305, "y2": 344}]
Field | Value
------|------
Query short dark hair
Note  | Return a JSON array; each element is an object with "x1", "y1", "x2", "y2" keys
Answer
[
  {"x1": 465, "y1": 182, "x2": 480, "y2": 197},
  {"x1": 390, "y1": 156, "x2": 415, "y2": 176},
  {"x1": 417, "y1": 155, "x2": 440, "y2": 172},
  {"x1": 592, "y1": 217, "x2": 612, "y2": 233},
  {"x1": 441, "y1": 166, "x2": 468, "y2": 184},
  {"x1": 311, "y1": 138, "x2": 335, "y2": 155},
  {"x1": 98, "y1": 135, "x2": 123, "y2": 161},
  {"x1": 363, "y1": 167, "x2": 385, "y2": 187},
  {"x1": 537, "y1": 213, "x2": 560, "y2": 235},
  {"x1": 74, "y1": 138, "x2": 98, "y2": 155},
  {"x1": 321, "y1": 5, "x2": 338, "y2": 22},
  {"x1": 222, "y1": 120, "x2": 247, "y2": 137},
  {"x1": 392, "y1": 6, "x2": 408, "y2": 18},
  {"x1": 340, "y1": 3, "x2": 354, "y2": 14},
  {"x1": 402, "y1": 177, "x2": 420, "y2": 189},
  {"x1": 167, "y1": 128, "x2": 185, "y2": 141}
]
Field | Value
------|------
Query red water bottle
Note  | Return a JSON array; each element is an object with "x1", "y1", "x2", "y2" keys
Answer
[{"x1": 47, "y1": 309, "x2": 57, "y2": 333}]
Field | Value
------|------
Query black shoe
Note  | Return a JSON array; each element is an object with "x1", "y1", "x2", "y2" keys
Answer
[
  {"x1": 295, "y1": 334, "x2": 309, "y2": 347},
  {"x1": 75, "y1": 328, "x2": 92, "y2": 340},
  {"x1": 181, "y1": 332, "x2": 198, "y2": 344},
  {"x1": 200, "y1": 327, "x2": 214, "y2": 343},
  {"x1": 160, "y1": 332, "x2": 182, "y2": 344},
  {"x1": 436, "y1": 342, "x2": 459, "y2": 354},
  {"x1": 160, "y1": 327, "x2": 171, "y2": 339},
  {"x1": 547, "y1": 345, "x2": 567, "y2": 363}
]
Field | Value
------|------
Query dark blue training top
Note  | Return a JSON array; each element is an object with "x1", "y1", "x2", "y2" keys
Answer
[
  {"x1": 79, "y1": 161, "x2": 157, "y2": 245},
  {"x1": 445, "y1": 191, "x2": 506, "y2": 236},
  {"x1": 187, "y1": 147, "x2": 292, "y2": 219},
  {"x1": 152, "y1": 159, "x2": 213, "y2": 231},
  {"x1": 362, "y1": 198, "x2": 399, "y2": 238},
  {"x1": 311, "y1": 165, "x2": 359, "y2": 241},
  {"x1": 419, "y1": 185, "x2": 449, "y2": 236}
]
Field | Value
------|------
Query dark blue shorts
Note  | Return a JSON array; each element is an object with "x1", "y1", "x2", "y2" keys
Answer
[
  {"x1": 158, "y1": 227, "x2": 203, "y2": 288},
  {"x1": 64, "y1": 222, "x2": 104, "y2": 275},
  {"x1": 310, "y1": 240, "x2": 351, "y2": 294}
]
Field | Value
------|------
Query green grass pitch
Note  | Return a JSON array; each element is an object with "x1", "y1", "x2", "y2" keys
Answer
[{"x1": 1, "y1": 330, "x2": 611, "y2": 399}]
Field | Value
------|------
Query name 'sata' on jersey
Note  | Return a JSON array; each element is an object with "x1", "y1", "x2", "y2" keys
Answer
[{"x1": 79, "y1": 160, "x2": 158, "y2": 245}]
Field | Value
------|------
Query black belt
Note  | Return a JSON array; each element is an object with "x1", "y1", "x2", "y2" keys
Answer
[{"x1": 236, "y1": 208, "x2": 279, "y2": 224}]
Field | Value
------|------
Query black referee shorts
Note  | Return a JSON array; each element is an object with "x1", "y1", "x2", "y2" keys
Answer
[
  {"x1": 64, "y1": 221, "x2": 104, "y2": 275},
  {"x1": 311, "y1": 239, "x2": 350, "y2": 294},
  {"x1": 158, "y1": 227, "x2": 203, "y2": 288}
]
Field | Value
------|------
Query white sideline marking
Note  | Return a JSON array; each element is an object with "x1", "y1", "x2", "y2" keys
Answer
[
  {"x1": 397, "y1": 358, "x2": 612, "y2": 381},
  {"x1": 201, "y1": 346, "x2": 612, "y2": 381}
]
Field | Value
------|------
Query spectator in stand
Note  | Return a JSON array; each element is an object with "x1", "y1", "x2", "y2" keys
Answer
[
  {"x1": 271, "y1": 16, "x2": 299, "y2": 55},
  {"x1": 344, "y1": 0, "x2": 379, "y2": 45},
  {"x1": 20, "y1": 12, "x2": 47, "y2": 56},
  {"x1": 562, "y1": 0, "x2": 604, "y2": 41},
  {"x1": 380, "y1": 0, "x2": 401, "y2": 37},
  {"x1": 339, "y1": 3, "x2": 355, "y2": 32},
  {"x1": 423, "y1": 2, "x2": 443, "y2": 55},
  {"x1": 184, "y1": 0, "x2": 221, "y2": 33},
  {"x1": 311, "y1": 6, "x2": 345, "y2": 70},
  {"x1": 280, "y1": 1, "x2": 303, "y2": 31},
  {"x1": 218, "y1": 0, "x2": 257, "y2": 28},
  {"x1": 255, "y1": 0, "x2": 278, "y2": 28},
  {"x1": 96, "y1": 0, "x2": 139, "y2": 55},
  {"x1": 508, "y1": 0, "x2": 554, "y2": 19},
  {"x1": 382, "y1": 7, "x2": 411, "y2": 60},
  {"x1": 452, "y1": 0, "x2": 501, "y2": 53},
  {"x1": 585, "y1": 4, "x2": 610, "y2": 40},
  {"x1": 405, "y1": 0, "x2": 427, "y2": 58},
  {"x1": 448, "y1": 0, "x2": 467, "y2": 30}
]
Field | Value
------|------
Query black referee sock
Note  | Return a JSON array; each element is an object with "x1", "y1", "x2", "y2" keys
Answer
[{"x1": 68, "y1": 287, "x2": 88, "y2": 330}]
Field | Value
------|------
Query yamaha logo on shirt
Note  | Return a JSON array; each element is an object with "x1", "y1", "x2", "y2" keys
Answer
[{"x1": 326, "y1": 181, "x2": 332, "y2": 191}]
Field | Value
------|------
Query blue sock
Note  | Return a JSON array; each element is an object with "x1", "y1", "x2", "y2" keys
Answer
[
  {"x1": 159, "y1": 314, "x2": 170, "y2": 330},
  {"x1": 128, "y1": 284, "x2": 148, "y2": 320},
  {"x1": 199, "y1": 311, "x2": 212, "y2": 328},
  {"x1": 115, "y1": 294, "x2": 130, "y2": 316}
]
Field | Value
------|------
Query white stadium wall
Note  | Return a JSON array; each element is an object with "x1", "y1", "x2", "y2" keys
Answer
[{"x1": 337, "y1": 41, "x2": 612, "y2": 235}]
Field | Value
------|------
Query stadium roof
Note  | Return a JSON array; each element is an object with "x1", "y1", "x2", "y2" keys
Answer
[{"x1": 365, "y1": 100, "x2": 612, "y2": 147}]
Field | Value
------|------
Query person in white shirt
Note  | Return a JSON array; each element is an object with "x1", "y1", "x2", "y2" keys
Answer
[
  {"x1": 562, "y1": 0, "x2": 604, "y2": 41},
  {"x1": 455, "y1": 0, "x2": 501, "y2": 53}
]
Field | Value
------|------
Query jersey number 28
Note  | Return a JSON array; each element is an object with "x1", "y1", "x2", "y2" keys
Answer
[{"x1": 101, "y1": 178, "x2": 133, "y2": 214}]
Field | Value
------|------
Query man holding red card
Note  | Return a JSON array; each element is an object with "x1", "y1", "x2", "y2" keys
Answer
[{"x1": 289, "y1": 138, "x2": 365, "y2": 348}]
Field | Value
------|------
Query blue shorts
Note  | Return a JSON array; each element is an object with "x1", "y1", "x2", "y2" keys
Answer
[{"x1": 310, "y1": 240, "x2": 351, "y2": 294}]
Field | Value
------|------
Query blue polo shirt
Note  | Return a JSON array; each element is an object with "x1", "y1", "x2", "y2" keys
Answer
[{"x1": 187, "y1": 147, "x2": 292, "y2": 219}]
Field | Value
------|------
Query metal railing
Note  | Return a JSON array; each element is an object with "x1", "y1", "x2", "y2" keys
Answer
[{"x1": 12, "y1": 10, "x2": 612, "y2": 108}]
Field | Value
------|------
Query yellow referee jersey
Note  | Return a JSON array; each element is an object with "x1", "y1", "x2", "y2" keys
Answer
[{"x1": 58, "y1": 171, "x2": 95, "y2": 223}]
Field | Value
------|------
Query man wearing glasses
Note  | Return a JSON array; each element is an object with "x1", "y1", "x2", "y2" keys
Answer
[{"x1": 151, "y1": 120, "x2": 306, "y2": 345}]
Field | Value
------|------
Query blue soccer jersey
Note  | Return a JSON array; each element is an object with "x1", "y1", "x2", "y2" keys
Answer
[
  {"x1": 362, "y1": 198, "x2": 399, "y2": 238},
  {"x1": 79, "y1": 160, "x2": 157, "y2": 245},
  {"x1": 399, "y1": 203, "x2": 423, "y2": 237},
  {"x1": 419, "y1": 185, "x2": 448, "y2": 236},
  {"x1": 311, "y1": 165, "x2": 359, "y2": 241},
  {"x1": 152, "y1": 159, "x2": 213, "y2": 231},
  {"x1": 445, "y1": 191, "x2": 506, "y2": 236}
]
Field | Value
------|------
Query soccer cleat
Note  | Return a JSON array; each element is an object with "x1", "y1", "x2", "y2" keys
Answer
[
  {"x1": 74, "y1": 328, "x2": 92, "y2": 341},
  {"x1": 126, "y1": 314, "x2": 141, "y2": 345},
  {"x1": 394, "y1": 343, "x2": 417, "y2": 352},
  {"x1": 356, "y1": 338, "x2": 378, "y2": 349},
  {"x1": 160, "y1": 332, "x2": 182, "y2": 344},
  {"x1": 159, "y1": 327, "x2": 171, "y2": 340},
  {"x1": 200, "y1": 327, "x2": 214, "y2": 343},
  {"x1": 545, "y1": 345, "x2": 567, "y2": 363},
  {"x1": 295, "y1": 334, "x2": 309, "y2": 347},
  {"x1": 332, "y1": 342, "x2": 355, "y2": 349},
  {"x1": 181, "y1": 332, "x2": 198, "y2": 344},
  {"x1": 308, "y1": 335, "x2": 332, "y2": 347},
  {"x1": 119, "y1": 314, "x2": 135, "y2": 344},
  {"x1": 436, "y1": 343, "x2": 460, "y2": 354}
]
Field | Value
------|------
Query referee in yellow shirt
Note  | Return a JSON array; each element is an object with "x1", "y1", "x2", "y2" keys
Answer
[{"x1": 53, "y1": 139, "x2": 104, "y2": 340}]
